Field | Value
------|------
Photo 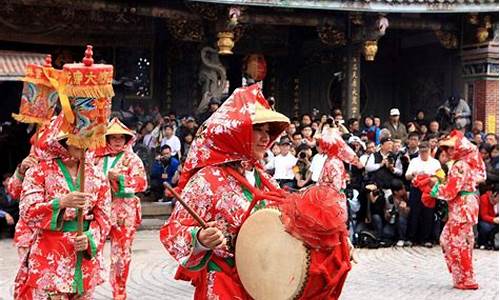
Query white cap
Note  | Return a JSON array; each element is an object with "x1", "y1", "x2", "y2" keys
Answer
[
  {"x1": 390, "y1": 108, "x2": 400, "y2": 116},
  {"x1": 348, "y1": 135, "x2": 366, "y2": 150}
]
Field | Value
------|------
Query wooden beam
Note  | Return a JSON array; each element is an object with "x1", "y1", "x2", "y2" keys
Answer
[
  {"x1": 16, "y1": 0, "x2": 199, "y2": 21},
  {"x1": 0, "y1": 31, "x2": 153, "y2": 48},
  {"x1": 13, "y1": 1, "x2": 457, "y2": 31},
  {"x1": 390, "y1": 19, "x2": 457, "y2": 31},
  {"x1": 239, "y1": 12, "x2": 345, "y2": 28}
]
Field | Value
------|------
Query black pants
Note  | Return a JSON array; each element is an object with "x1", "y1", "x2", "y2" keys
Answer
[
  {"x1": 477, "y1": 221, "x2": 499, "y2": 247},
  {"x1": 407, "y1": 187, "x2": 435, "y2": 244},
  {"x1": 0, "y1": 211, "x2": 18, "y2": 239}
]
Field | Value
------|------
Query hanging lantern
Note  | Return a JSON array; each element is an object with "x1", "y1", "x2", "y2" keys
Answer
[
  {"x1": 243, "y1": 54, "x2": 267, "y2": 81},
  {"x1": 217, "y1": 32, "x2": 235, "y2": 55},
  {"x1": 363, "y1": 40, "x2": 378, "y2": 61}
]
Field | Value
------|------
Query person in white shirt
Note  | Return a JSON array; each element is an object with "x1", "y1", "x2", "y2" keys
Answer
[
  {"x1": 365, "y1": 137, "x2": 403, "y2": 190},
  {"x1": 405, "y1": 142, "x2": 442, "y2": 248},
  {"x1": 142, "y1": 121, "x2": 158, "y2": 150},
  {"x1": 272, "y1": 137, "x2": 298, "y2": 188},
  {"x1": 359, "y1": 141, "x2": 376, "y2": 167},
  {"x1": 310, "y1": 147, "x2": 327, "y2": 183},
  {"x1": 160, "y1": 125, "x2": 181, "y2": 158}
]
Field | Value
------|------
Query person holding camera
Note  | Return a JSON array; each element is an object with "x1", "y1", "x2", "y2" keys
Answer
[
  {"x1": 360, "y1": 183, "x2": 392, "y2": 243},
  {"x1": 386, "y1": 179, "x2": 411, "y2": 246},
  {"x1": 151, "y1": 145, "x2": 180, "y2": 202},
  {"x1": 405, "y1": 142, "x2": 441, "y2": 247},
  {"x1": 294, "y1": 144, "x2": 313, "y2": 189},
  {"x1": 366, "y1": 137, "x2": 403, "y2": 193}
]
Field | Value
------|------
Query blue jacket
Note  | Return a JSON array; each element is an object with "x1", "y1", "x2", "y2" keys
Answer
[{"x1": 150, "y1": 158, "x2": 180, "y2": 186}]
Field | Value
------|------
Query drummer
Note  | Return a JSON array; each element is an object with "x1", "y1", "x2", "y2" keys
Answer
[{"x1": 160, "y1": 84, "x2": 289, "y2": 299}]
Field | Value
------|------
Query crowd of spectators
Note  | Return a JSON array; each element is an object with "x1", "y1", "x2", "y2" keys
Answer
[
  {"x1": 1, "y1": 98, "x2": 498, "y2": 251},
  {"x1": 260, "y1": 107, "x2": 498, "y2": 249}
]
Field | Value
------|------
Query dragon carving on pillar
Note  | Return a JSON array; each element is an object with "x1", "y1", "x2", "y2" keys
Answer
[{"x1": 197, "y1": 46, "x2": 227, "y2": 113}]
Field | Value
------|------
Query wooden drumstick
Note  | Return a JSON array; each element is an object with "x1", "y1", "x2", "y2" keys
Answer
[{"x1": 163, "y1": 183, "x2": 208, "y2": 229}]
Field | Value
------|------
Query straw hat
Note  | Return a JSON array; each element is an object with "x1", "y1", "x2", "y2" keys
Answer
[
  {"x1": 105, "y1": 117, "x2": 134, "y2": 138},
  {"x1": 439, "y1": 135, "x2": 458, "y2": 148},
  {"x1": 251, "y1": 102, "x2": 290, "y2": 140}
]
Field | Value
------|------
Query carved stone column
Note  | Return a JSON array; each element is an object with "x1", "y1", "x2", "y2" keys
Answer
[
  {"x1": 293, "y1": 78, "x2": 300, "y2": 118},
  {"x1": 345, "y1": 48, "x2": 361, "y2": 119}
]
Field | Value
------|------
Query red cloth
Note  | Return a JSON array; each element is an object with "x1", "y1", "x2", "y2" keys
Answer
[
  {"x1": 280, "y1": 185, "x2": 348, "y2": 249},
  {"x1": 412, "y1": 174, "x2": 437, "y2": 208},
  {"x1": 479, "y1": 191, "x2": 496, "y2": 224},
  {"x1": 448, "y1": 130, "x2": 486, "y2": 183},
  {"x1": 177, "y1": 84, "x2": 279, "y2": 192}
]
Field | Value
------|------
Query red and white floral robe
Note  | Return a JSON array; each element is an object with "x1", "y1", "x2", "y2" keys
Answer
[
  {"x1": 18, "y1": 157, "x2": 111, "y2": 298},
  {"x1": 7, "y1": 169, "x2": 35, "y2": 253},
  {"x1": 161, "y1": 165, "x2": 275, "y2": 299},
  {"x1": 162, "y1": 84, "x2": 291, "y2": 299},
  {"x1": 96, "y1": 147, "x2": 147, "y2": 299},
  {"x1": 430, "y1": 131, "x2": 486, "y2": 289},
  {"x1": 316, "y1": 127, "x2": 359, "y2": 211}
]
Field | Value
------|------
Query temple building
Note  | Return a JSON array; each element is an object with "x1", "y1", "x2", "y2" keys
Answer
[{"x1": 0, "y1": 0, "x2": 498, "y2": 131}]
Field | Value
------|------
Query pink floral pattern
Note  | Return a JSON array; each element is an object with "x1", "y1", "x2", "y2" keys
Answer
[
  {"x1": 317, "y1": 127, "x2": 359, "y2": 212},
  {"x1": 161, "y1": 165, "x2": 277, "y2": 299},
  {"x1": 18, "y1": 156, "x2": 111, "y2": 296},
  {"x1": 96, "y1": 149, "x2": 147, "y2": 299},
  {"x1": 431, "y1": 130, "x2": 486, "y2": 288}
]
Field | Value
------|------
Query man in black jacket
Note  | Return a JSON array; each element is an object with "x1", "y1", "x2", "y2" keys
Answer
[{"x1": 365, "y1": 137, "x2": 403, "y2": 190}]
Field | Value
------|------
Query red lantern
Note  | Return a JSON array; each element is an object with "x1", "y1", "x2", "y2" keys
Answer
[{"x1": 244, "y1": 54, "x2": 267, "y2": 81}]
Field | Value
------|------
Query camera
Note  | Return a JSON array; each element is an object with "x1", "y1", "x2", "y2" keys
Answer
[
  {"x1": 298, "y1": 151, "x2": 307, "y2": 159},
  {"x1": 387, "y1": 206, "x2": 398, "y2": 225},
  {"x1": 365, "y1": 184, "x2": 383, "y2": 198},
  {"x1": 386, "y1": 153, "x2": 397, "y2": 166},
  {"x1": 370, "y1": 189, "x2": 383, "y2": 198},
  {"x1": 344, "y1": 188, "x2": 354, "y2": 200}
]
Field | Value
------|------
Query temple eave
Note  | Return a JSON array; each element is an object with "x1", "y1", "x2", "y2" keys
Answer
[{"x1": 190, "y1": 0, "x2": 498, "y2": 13}]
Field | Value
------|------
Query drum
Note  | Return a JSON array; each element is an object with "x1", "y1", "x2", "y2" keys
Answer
[{"x1": 235, "y1": 208, "x2": 310, "y2": 300}]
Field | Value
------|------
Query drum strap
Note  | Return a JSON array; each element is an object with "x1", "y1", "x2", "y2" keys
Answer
[{"x1": 224, "y1": 167, "x2": 286, "y2": 223}]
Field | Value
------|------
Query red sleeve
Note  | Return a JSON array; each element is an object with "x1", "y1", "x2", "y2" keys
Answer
[
  {"x1": 159, "y1": 168, "x2": 215, "y2": 271},
  {"x1": 7, "y1": 169, "x2": 24, "y2": 199},
  {"x1": 479, "y1": 192, "x2": 495, "y2": 223},
  {"x1": 110, "y1": 153, "x2": 148, "y2": 198}
]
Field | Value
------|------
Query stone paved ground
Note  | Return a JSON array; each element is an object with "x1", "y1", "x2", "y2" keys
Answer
[{"x1": 1, "y1": 230, "x2": 498, "y2": 300}]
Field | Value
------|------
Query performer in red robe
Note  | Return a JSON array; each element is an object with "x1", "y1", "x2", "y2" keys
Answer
[
  {"x1": 160, "y1": 84, "x2": 290, "y2": 299},
  {"x1": 430, "y1": 130, "x2": 486, "y2": 290},
  {"x1": 96, "y1": 118, "x2": 148, "y2": 299},
  {"x1": 17, "y1": 123, "x2": 111, "y2": 299},
  {"x1": 10, "y1": 119, "x2": 59, "y2": 299},
  {"x1": 316, "y1": 125, "x2": 363, "y2": 211},
  {"x1": 161, "y1": 85, "x2": 353, "y2": 299}
]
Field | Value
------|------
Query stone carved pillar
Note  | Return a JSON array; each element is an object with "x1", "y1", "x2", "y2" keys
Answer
[{"x1": 345, "y1": 48, "x2": 361, "y2": 119}]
